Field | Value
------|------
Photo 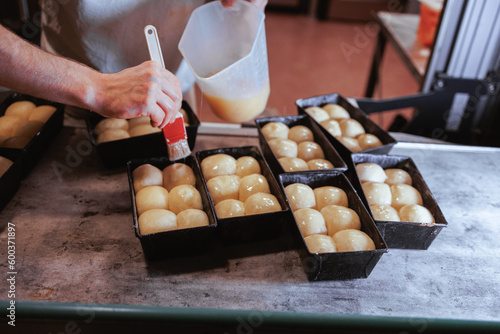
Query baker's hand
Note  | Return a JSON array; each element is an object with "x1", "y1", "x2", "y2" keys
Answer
[
  {"x1": 221, "y1": 0, "x2": 267, "y2": 11},
  {"x1": 94, "y1": 60, "x2": 182, "y2": 128}
]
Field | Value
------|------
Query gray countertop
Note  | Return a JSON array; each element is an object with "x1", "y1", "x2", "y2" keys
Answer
[{"x1": 1, "y1": 126, "x2": 499, "y2": 325}]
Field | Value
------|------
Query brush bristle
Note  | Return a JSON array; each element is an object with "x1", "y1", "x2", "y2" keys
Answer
[{"x1": 167, "y1": 139, "x2": 191, "y2": 160}]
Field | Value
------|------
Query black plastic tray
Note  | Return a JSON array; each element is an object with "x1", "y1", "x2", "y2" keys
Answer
[
  {"x1": 279, "y1": 171, "x2": 387, "y2": 281},
  {"x1": 196, "y1": 146, "x2": 291, "y2": 244},
  {"x1": 89, "y1": 101, "x2": 200, "y2": 169},
  {"x1": 295, "y1": 93, "x2": 396, "y2": 160},
  {"x1": 0, "y1": 92, "x2": 64, "y2": 175},
  {"x1": 350, "y1": 153, "x2": 448, "y2": 249},
  {"x1": 255, "y1": 115, "x2": 348, "y2": 179},
  {"x1": 127, "y1": 155, "x2": 216, "y2": 259},
  {"x1": 0, "y1": 149, "x2": 23, "y2": 212}
]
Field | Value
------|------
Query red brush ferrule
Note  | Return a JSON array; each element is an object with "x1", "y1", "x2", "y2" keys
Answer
[{"x1": 162, "y1": 114, "x2": 187, "y2": 144}]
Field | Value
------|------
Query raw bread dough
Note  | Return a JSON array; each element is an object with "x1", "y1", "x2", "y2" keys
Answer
[
  {"x1": 201, "y1": 153, "x2": 237, "y2": 180},
  {"x1": 243, "y1": 193, "x2": 281, "y2": 215},
  {"x1": 339, "y1": 119, "x2": 365, "y2": 138},
  {"x1": 285, "y1": 183, "x2": 316, "y2": 212},
  {"x1": 268, "y1": 138, "x2": 298, "y2": 159},
  {"x1": 1, "y1": 136, "x2": 31, "y2": 149},
  {"x1": 162, "y1": 163, "x2": 196, "y2": 191},
  {"x1": 362, "y1": 182, "x2": 392, "y2": 206},
  {"x1": 29, "y1": 105, "x2": 57, "y2": 123},
  {"x1": 135, "y1": 185, "x2": 169, "y2": 215},
  {"x1": 236, "y1": 156, "x2": 261, "y2": 178},
  {"x1": 288, "y1": 125, "x2": 314, "y2": 143},
  {"x1": 279, "y1": 157, "x2": 308, "y2": 172},
  {"x1": 128, "y1": 124, "x2": 161, "y2": 137},
  {"x1": 304, "y1": 234, "x2": 337, "y2": 253},
  {"x1": 357, "y1": 133, "x2": 382, "y2": 151},
  {"x1": 128, "y1": 116, "x2": 151, "y2": 129},
  {"x1": 322, "y1": 104, "x2": 350, "y2": 120},
  {"x1": 138, "y1": 209, "x2": 177, "y2": 235},
  {"x1": 95, "y1": 118, "x2": 129, "y2": 134},
  {"x1": 338, "y1": 136, "x2": 362, "y2": 152},
  {"x1": 177, "y1": 209, "x2": 209, "y2": 229},
  {"x1": 238, "y1": 174, "x2": 270, "y2": 202},
  {"x1": 370, "y1": 204, "x2": 400, "y2": 222},
  {"x1": 307, "y1": 159, "x2": 334, "y2": 170},
  {"x1": 97, "y1": 129, "x2": 130, "y2": 143},
  {"x1": 304, "y1": 107, "x2": 329, "y2": 123},
  {"x1": 168, "y1": 184, "x2": 203, "y2": 214},
  {"x1": 13, "y1": 120, "x2": 43, "y2": 138},
  {"x1": 320, "y1": 119, "x2": 342, "y2": 137},
  {"x1": 261, "y1": 122, "x2": 289, "y2": 140},
  {"x1": 356, "y1": 162, "x2": 387, "y2": 183},
  {"x1": 207, "y1": 175, "x2": 241, "y2": 205},
  {"x1": 399, "y1": 204, "x2": 435, "y2": 224},
  {"x1": 390, "y1": 184, "x2": 423, "y2": 210},
  {"x1": 333, "y1": 229, "x2": 376, "y2": 252},
  {"x1": 314, "y1": 186, "x2": 348, "y2": 211},
  {"x1": 5, "y1": 101, "x2": 36, "y2": 120},
  {"x1": 385, "y1": 168, "x2": 412, "y2": 186},
  {"x1": 321, "y1": 205, "x2": 361, "y2": 236},
  {"x1": 0, "y1": 156, "x2": 14, "y2": 177},
  {"x1": 0, "y1": 116, "x2": 23, "y2": 137},
  {"x1": 214, "y1": 199, "x2": 245, "y2": 218},
  {"x1": 294, "y1": 208, "x2": 327, "y2": 237},
  {"x1": 133, "y1": 164, "x2": 163, "y2": 193},
  {"x1": 297, "y1": 141, "x2": 325, "y2": 162}
]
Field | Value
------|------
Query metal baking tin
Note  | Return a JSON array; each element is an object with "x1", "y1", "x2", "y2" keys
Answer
[
  {"x1": 195, "y1": 146, "x2": 291, "y2": 244},
  {"x1": 295, "y1": 93, "x2": 396, "y2": 159},
  {"x1": 279, "y1": 171, "x2": 388, "y2": 281},
  {"x1": 350, "y1": 153, "x2": 448, "y2": 249},
  {"x1": 88, "y1": 101, "x2": 200, "y2": 169},
  {"x1": 127, "y1": 155, "x2": 216, "y2": 259},
  {"x1": 255, "y1": 115, "x2": 348, "y2": 179},
  {"x1": 0, "y1": 92, "x2": 64, "y2": 175},
  {"x1": 0, "y1": 149, "x2": 22, "y2": 212}
]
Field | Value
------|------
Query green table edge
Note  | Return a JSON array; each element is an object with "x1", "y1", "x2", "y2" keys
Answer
[{"x1": 2, "y1": 300, "x2": 500, "y2": 333}]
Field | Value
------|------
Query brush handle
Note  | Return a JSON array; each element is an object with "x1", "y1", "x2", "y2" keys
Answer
[{"x1": 144, "y1": 25, "x2": 165, "y2": 68}]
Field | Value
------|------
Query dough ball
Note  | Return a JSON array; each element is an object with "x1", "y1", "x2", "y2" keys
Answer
[
  {"x1": 207, "y1": 175, "x2": 240, "y2": 205},
  {"x1": 201, "y1": 153, "x2": 237, "y2": 180},
  {"x1": 179, "y1": 108, "x2": 190, "y2": 126},
  {"x1": 1, "y1": 136, "x2": 31, "y2": 149},
  {"x1": 135, "y1": 186, "x2": 169, "y2": 216},
  {"x1": 399, "y1": 204, "x2": 435, "y2": 224},
  {"x1": 288, "y1": 125, "x2": 314, "y2": 143},
  {"x1": 391, "y1": 184, "x2": 423, "y2": 210},
  {"x1": 162, "y1": 163, "x2": 196, "y2": 191},
  {"x1": 370, "y1": 204, "x2": 400, "y2": 222},
  {"x1": 321, "y1": 205, "x2": 361, "y2": 236},
  {"x1": 339, "y1": 119, "x2": 365, "y2": 138},
  {"x1": 322, "y1": 104, "x2": 350, "y2": 120},
  {"x1": 279, "y1": 157, "x2": 308, "y2": 172},
  {"x1": 338, "y1": 136, "x2": 362, "y2": 152},
  {"x1": 261, "y1": 122, "x2": 289, "y2": 140},
  {"x1": 305, "y1": 107, "x2": 330, "y2": 123},
  {"x1": 5, "y1": 101, "x2": 36, "y2": 120},
  {"x1": 243, "y1": 193, "x2": 281, "y2": 215},
  {"x1": 307, "y1": 159, "x2": 334, "y2": 170},
  {"x1": 284, "y1": 183, "x2": 316, "y2": 212},
  {"x1": 297, "y1": 141, "x2": 325, "y2": 162},
  {"x1": 294, "y1": 208, "x2": 327, "y2": 237},
  {"x1": 268, "y1": 138, "x2": 298, "y2": 159},
  {"x1": 128, "y1": 124, "x2": 161, "y2": 137},
  {"x1": 314, "y1": 186, "x2": 348, "y2": 211},
  {"x1": 0, "y1": 116, "x2": 23, "y2": 137},
  {"x1": 215, "y1": 199, "x2": 245, "y2": 218},
  {"x1": 385, "y1": 168, "x2": 412, "y2": 186},
  {"x1": 356, "y1": 162, "x2": 387, "y2": 183},
  {"x1": 238, "y1": 174, "x2": 270, "y2": 202},
  {"x1": 304, "y1": 234, "x2": 336, "y2": 253},
  {"x1": 362, "y1": 182, "x2": 392, "y2": 206},
  {"x1": 168, "y1": 185, "x2": 203, "y2": 214},
  {"x1": 13, "y1": 120, "x2": 43, "y2": 138},
  {"x1": 138, "y1": 209, "x2": 177, "y2": 235},
  {"x1": 357, "y1": 133, "x2": 382, "y2": 151},
  {"x1": 0, "y1": 156, "x2": 14, "y2": 177},
  {"x1": 236, "y1": 156, "x2": 261, "y2": 178},
  {"x1": 320, "y1": 119, "x2": 342, "y2": 137},
  {"x1": 333, "y1": 229, "x2": 375, "y2": 252},
  {"x1": 177, "y1": 209, "x2": 209, "y2": 229},
  {"x1": 128, "y1": 116, "x2": 151, "y2": 129},
  {"x1": 97, "y1": 129, "x2": 130, "y2": 143},
  {"x1": 95, "y1": 118, "x2": 129, "y2": 134},
  {"x1": 0, "y1": 135, "x2": 7, "y2": 146},
  {"x1": 133, "y1": 164, "x2": 163, "y2": 193},
  {"x1": 29, "y1": 105, "x2": 57, "y2": 123}
]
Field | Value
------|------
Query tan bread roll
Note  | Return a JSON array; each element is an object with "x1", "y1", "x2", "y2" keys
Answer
[
  {"x1": 339, "y1": 119, "x2": 365, "y2": 138},
  {"x1": 13, "y1": 120, "x2": 43, "y2": 138},
  {"x1": 238, "y1": 174, "x2": 270, "y2": 202},
  {"x1": 390, "y1": 184, "x2": 423, "y2": 210},
  {"x1": 385, "y1": 168, "x2": 412, "y2": 186},
  {"x1": 1, "y1": 136, "x2": 31, "y2": 149},
  {"x1": 128, "y1": 116, "x2": 151, "y2": 129},
  {"x1": 138, "y1": 209, "x2": 177, "y2": 235},
  {"x1": 338, "y1": 136, "x2": 362, "y2": 152},
  {"x1": 297, "y1": 141, "x2": 325, "y2": 162},
  {"x1": 215, "y1": 199, "x2": 245, "y2": 218},
  {"x1": 320, "y1": 119, "x2": 342, "y2": 137},
  {"x1": 95, "y1": 118, "x2": 129, "y2": 134},
  {"x1": 333, "y1": 229, "x2": 375, "y2": 252},
  {"x1": 399, "y1": 204, "x2": 435, "y2": 224},
  {"x1": 321, "y1": 205, "x2": 361, "y2": 236},
  {"x1": 288, "y1": 125, "x2": 314, "y2": 144},
  {"x1": 135, "y1": 186, "x2": 169, "y2": 216},
  {"x1": 168, "y1": 185, "x2": 203, "y2": 214},
  {"x1": 278, "y1": 157, "x2": 308, "y2": 172},
  {"x1": 284, "y1": 183, "x2": 316, "y2": 212},
  {"x1": 362, "y1": 182, "x2": 392, "y2": 206},
  {"x1": 304, "y1": 107, "x2": 329, "y2": 123},
  {"x1": 236, "y1": 156, "x2": 261, "y2": 178},
  {"x1": 356, "y1": 162, "x2": 387, "y2": 183},
  {"x1": 29, "y1": 105, "x2": 57, "y2": 123},
  {"x1": 304, "y1": 234, "x2": 337, "y2": 253},
  {"x1": 5, "y1": 101, "x2": 36, "y2": 120},
  {"x1": 314, "y1": 186, "x2": 348, "y2": 211},
  {"x1": 128, "y1": 124, "x2": 161, "y2": 137},
  {"x1": 177, "y1": 209, "x2": 209, "y2": 229},
  {"x1": 0, "y1": 116, "x2": 23, "y2": 137},
  {"x1": 207, "y1": 175, "x2": 241, "y2": 205},
  {"x1": 294, "y1": 208, "x2": 327, "y2": 237},
  {"x1": 357, "y1": 134, "x2": 382, "y2": 151},
  {"x1": 261, "y1": 122, "x2": 289, "y2": 140},
  {"x1": 268, "y1": 138, "x2": 298, "y2": 159},
  {"x1": 201, "y1": 154, "x2": 237, "y2": 181},
  {"x1": 97, "y1": 129, "x2": 130, "y2": 143},
  {"x1": 162, "y1": 163, "x2": 196, "y2": 192},
  {"x1": 133, "y1": 164, "x2": 163, "y2": 193},
  {"x1": 243, "y1": 193, "x2": 281, "y2": 215},
  {"x1": 0, "y1": 156, "x2": 14, "y2": 177},
  {"x1": 370, "y1": 204, "x2": 400, "y2": 222},
  {"x1": 307, "y1": 159, "x2": 334, "y2": 170},
  {"x1": 322, "y1": 104, "x2": 350, "y2": 120}
]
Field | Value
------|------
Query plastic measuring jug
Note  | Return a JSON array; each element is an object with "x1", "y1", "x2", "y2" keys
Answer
[{"x1": 178, "y1": 0, "x2": 270, "y2": 123}]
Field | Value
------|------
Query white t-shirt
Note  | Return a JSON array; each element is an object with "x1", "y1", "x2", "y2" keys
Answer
[{"x1": 40, "y1": 0, "x2": 204, "y2": 92}]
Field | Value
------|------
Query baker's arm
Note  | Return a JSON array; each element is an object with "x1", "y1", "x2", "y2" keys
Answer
[{"x1": 0, "y1": 25, "x2": 181, "y2": 128}]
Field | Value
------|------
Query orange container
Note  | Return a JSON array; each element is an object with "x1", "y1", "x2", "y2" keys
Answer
[{"x1": 417, "y1": 0, "x2": 443, "y2": 47}]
